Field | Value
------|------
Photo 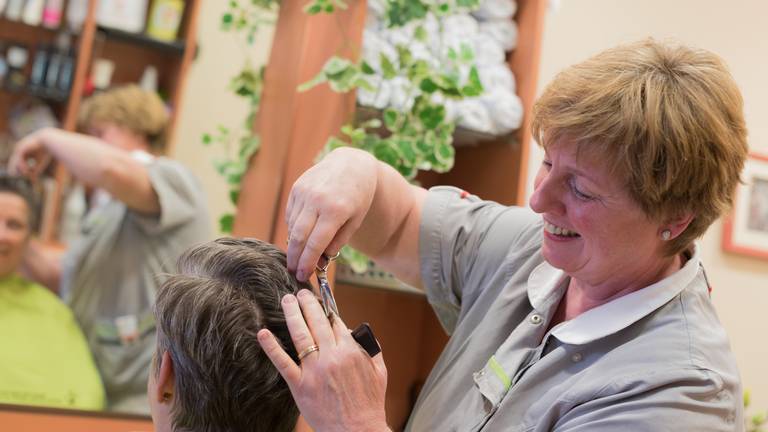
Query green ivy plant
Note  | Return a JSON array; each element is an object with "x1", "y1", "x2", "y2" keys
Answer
[
  {"x1": 202, "y1": 0, "x2": 279, "y2": 233},
  {"x1": 301, "y1": 0, "x2": 484, "y2": 272}
]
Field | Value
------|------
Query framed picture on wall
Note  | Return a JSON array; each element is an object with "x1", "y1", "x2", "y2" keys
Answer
[{"x1": 723, "y1": 153, "x2": 768, "y2": 259}]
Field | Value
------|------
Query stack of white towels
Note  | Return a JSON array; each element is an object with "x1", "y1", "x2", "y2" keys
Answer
[{"x1": 359, "y1": 0, "x2": 523, "y2": 136}]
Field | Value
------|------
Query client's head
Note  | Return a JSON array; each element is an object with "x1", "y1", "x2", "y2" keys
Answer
[
  {"x1": 150, "y1": 237, "x2": 307, "y2": 432},
  {"x1": 0, "y1": 174, "x2": 38, "y2": 278}
]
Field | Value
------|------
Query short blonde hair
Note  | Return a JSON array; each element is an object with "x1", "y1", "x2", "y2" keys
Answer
[
  {"x1": 78, "y1": 84, "x2": 170, "y2": 153},
  {"x1": 532, "y1": 39, "x2": 748, "y2": 256}
]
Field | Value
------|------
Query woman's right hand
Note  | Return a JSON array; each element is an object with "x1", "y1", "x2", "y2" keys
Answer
[{"x1": 286, "y1": 147, "x2": 379, "y2": 281}]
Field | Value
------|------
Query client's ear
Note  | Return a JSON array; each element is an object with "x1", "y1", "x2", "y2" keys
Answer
[{"x1": 155, "y1": 351, "x2": 176, "y2": 403}]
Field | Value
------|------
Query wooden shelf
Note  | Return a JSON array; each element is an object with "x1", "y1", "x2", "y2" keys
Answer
[{"x1": 96, "y1": 26, "x2": 186, "y2": 55}]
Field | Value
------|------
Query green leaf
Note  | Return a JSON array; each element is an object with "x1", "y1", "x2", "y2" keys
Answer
[
  {"x1": 418, "y1": 104, "x2": 446, "y2": 129},
  {"x1": 460, "y1": 65, "x2": 484, "y2": 97},
  {"x1": 297, "y1": 71, "x2": 328, "y2": 92},
  {"x1": 304, "y1": 3, "x2": 323, "y2": 14},
  {"x1": 380, "y1": 53, "x2": 397, "y2": 79},
  {"x1": 219, "y1": 214, "x2": 235, "y2": 234},
  {"x1": 419, "y1": 78, "x2": 439, "y2": 94},
  {"x1": 238, "y1": 135, "x2": 260, "y2": 158},
  {"x1": 383, "y1": 109, "x2": 399, "y2": 131},
  {"x1": 202, "y1": 133, "x2": 212, "y2": 145},
  {"x1": 372, "y1": 141, "x2": 400, "y2": 168},
  {"x1": 434, "y1": 141, "x2": 456, "y2": 170},
  {"x1": 361, "y1": 60, "x2": 375, "y2": 75},
  {"x1": 222, "y1": 13, "x2": 234, "y2": 25},
  {"x1": 229, "y1": 189, "x2": 240, "y2": 205},
  {"x1": 414, "y1": 25, "x2": 427, "y2": 42}
]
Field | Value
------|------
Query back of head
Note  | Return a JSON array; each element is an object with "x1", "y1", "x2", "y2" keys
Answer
[
  {"x1": 532, "y1": 38, "x2": 748, "y2": 255},
  {"x1": 154, "y1": 238, "x2": 307, "y2": 432},
  {"x1": 78, "y1": 84, "x2": 170, "y2": 153}
]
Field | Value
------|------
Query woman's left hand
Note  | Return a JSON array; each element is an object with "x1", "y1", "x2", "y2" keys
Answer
[{"x1": 258, "y1": 289, "x2": 390, "y2": 432}]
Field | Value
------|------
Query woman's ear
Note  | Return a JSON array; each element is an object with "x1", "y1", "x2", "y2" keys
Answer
[
  {"x1": 663, "y1": 212, "x2": 695, "y2": 239},
  {"x1": 155, "y1": 351, "x2": 175, "y2": 403}
]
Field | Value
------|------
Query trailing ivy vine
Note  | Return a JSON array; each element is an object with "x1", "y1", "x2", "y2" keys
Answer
[
  {"x1": 202, "y1": 0, "x2": 279, "y2": 233},
  {"x1": 203, "y1": 0, "x2": 487, "y2": 274},
  {"x1": 301, "y1": 0, "x2": 485, "y2": 272}
]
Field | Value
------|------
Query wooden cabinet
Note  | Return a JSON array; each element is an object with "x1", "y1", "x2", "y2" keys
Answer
[
  {"x1": 0, "y1": 403, "x2": 153, "y2": 432},
  {"x1": 0, "y1": 0, "x2": 201, "y2": 242},
  {"x1": 234, "y1": 1, "x2": 546, "y2": 429}
]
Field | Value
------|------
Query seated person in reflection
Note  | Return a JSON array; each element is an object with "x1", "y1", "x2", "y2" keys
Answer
[
  {"x1": 0, "y1": 174, "x2": 105, "y2": 410},
  {"x1": 149, "y1": 238, "x2": 302, "y2": 432},
  {"x1": 8, "y1": 85, "x2": 211, "y2": 413}
]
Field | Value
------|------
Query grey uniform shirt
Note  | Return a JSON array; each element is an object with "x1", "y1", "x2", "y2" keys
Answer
[
  {"x1": 407, "y1": 186, "x2": 742, "y2": 432},
  {"x1": 61, "y1": 156, "x2": 211, "y2": 414}
]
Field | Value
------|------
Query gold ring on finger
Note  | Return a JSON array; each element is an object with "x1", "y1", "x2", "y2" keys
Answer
[{"x1": 297, "y1": 344, "x2": 320, "y2": 362}]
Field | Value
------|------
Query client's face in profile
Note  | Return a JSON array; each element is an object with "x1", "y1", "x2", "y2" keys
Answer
[{"x1": 0, "y1": 192, "x2": 30, "y2": 278}]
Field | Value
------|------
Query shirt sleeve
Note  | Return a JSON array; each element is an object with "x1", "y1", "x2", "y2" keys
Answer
[
  {"x1": 128, "y1": 158, "x2": 204, "y2": 235},
  {"x1": 419, "y1": 186, "x2": 541, "y2": 333},
  {"x1": 553, "y1": 368, "x2": 741, "y2": 432}
]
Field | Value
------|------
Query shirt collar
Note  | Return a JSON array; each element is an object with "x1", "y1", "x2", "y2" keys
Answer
[{"x1": 527, "y1": 244, "x2": 701, "y2": 345}]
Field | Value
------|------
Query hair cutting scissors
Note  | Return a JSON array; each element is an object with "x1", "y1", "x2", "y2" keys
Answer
[{"x1": 314, "y1": 252, "x2": 380, "y2": 357}]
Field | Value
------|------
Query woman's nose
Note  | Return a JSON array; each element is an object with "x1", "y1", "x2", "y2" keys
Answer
[{"x1": 530, "y1": 172, "x2": 563, "y2": 215}]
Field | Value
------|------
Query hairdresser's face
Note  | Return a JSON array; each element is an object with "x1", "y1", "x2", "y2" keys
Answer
[
  {"x1": 0, "y1": 192, "x2": 31, "y2": 278},
  {"x1": 529, "y1": 140, "x2": 665, "y2": 285},
  {"x1": 89, "y1": 123, "x2": 148, "y2": 152}
]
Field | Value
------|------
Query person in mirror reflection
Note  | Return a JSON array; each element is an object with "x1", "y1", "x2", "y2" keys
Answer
[
  {"x1": 0, "y1": 174, "x2": 105, "y2": 410},
  {"x1": 259, "y1": 39, "x2": 748, "y2": 431},
  {"x1": 149, "y1": 238, "x2": 303, "y2": 432},
  {"x1": 7, "y1": 85, "x2": 211, "y2": 414}
]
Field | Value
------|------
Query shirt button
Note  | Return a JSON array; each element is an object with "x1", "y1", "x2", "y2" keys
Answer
[
  {"x1": 571, "y1": 353, "x2": 583, "y2": 363},
  {"x1": 530, "y1": 314, "x2": 542, "y2": 325}
]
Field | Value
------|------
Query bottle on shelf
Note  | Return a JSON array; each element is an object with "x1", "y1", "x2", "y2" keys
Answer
[
  {"x1": 146, "y1": 0, "x2": 185, "y2": 42},
  {"x1": 22, "y1": 0, "x2": 45, "y2": 26},
  {"x1": 4, "y1": 0, "x2": 25, "y2": 21},
  {"x1": 4, "y1": 45, "x2": 29, "y2": 91},
  {"x1": 42, "y1": 0, "x2": 64, "y2": 29},
  {"x1": 28, "y1": 43, "x2": 50, "y2": 93}
]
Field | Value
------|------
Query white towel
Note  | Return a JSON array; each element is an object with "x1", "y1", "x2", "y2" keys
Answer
[
  {"x1": 478, "y1": 63, "x2": 516, "y2": 93},
  {"x1": 472, "y1": 32, "x2": 506, "y2": 66},
  {"x1": 479, "y1": 19, "x2": 518, "y2": 51},
  {"x1": 455, "y1": 98, "x2": 494, "y2": 132},
  {"x1": 442, "y1": 13, "x2": 479, "y2": 38},
  {"x1": 472, "y1": 0, "x2": 517, "y2": 20},
  {"x1": 481, "y1": 89, "x2": 523, "y2": 133}
]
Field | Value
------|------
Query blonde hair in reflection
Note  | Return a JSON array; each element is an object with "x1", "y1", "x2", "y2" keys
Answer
[{"x1": 78, "y1": 84, "x2": 170, "y2": 153}]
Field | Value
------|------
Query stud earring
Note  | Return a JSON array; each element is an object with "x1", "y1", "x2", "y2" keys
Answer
[
  {"x1": 162, "y1": 392, "x2": 172, "y2": 402},
  {"x1": 661, "y1": 229, "x2": 672, "y2": 241}
]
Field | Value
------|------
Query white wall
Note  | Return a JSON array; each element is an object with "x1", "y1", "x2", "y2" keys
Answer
[
  {"x1": 530, "y1": 0, "x2": 768, "y2": 413},
  {"x1": 172, "y1": 1, "x2": 275, "y2": 236}
]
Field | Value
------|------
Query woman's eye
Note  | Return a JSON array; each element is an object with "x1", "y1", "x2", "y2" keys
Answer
[
  {"x1": 569, "y1": 179, "x2": 593, "y2": 200},
  {"x1": 542, "y1": 160, "x2": 553, "y2": 169}
]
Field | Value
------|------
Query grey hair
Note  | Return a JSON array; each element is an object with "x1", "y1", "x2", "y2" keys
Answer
[
  {"x1": 154, "y1": 238, "x2": 308, "y2": 432},
  {"x1": 0, "y1": 172, "x2": 39, "y2": 231}
]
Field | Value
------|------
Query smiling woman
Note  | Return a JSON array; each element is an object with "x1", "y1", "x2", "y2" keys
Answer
[
  {"x1": 260, "y1": 38, "x2": 749, "y2": 432},
  {"x1": 0, "y1": 174, "x2": 105, "y2": 411}
]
